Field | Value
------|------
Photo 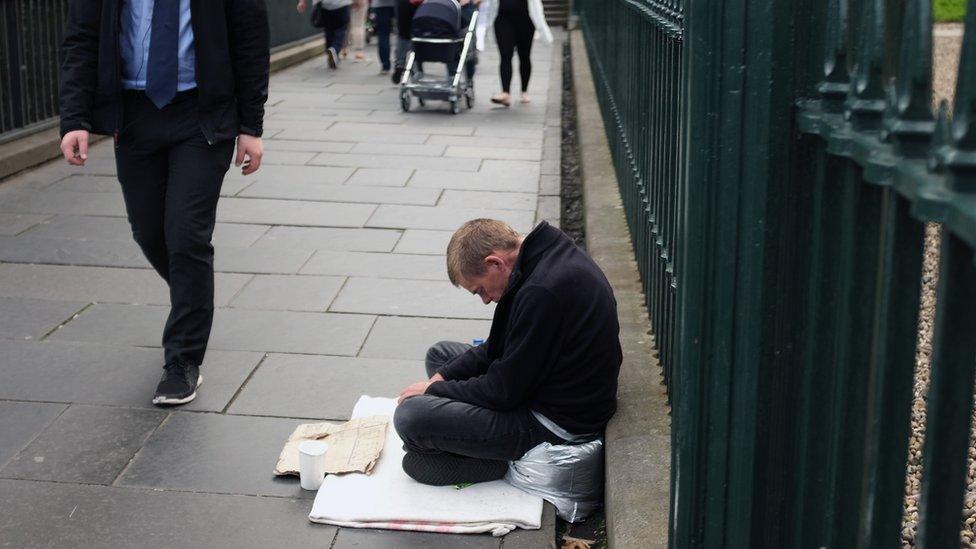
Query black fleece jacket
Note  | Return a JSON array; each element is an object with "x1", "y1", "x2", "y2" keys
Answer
[
  {"x1": 59, "y1": 0, "x2": 269, "y2": 142},
  {"x1": 426, "y1": 222, "x2": 622, "y2": 434}
]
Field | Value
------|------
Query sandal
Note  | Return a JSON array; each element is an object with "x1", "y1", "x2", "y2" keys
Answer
[{"x1": 490, "y1": 93, "x2": 511, "y2": 107}]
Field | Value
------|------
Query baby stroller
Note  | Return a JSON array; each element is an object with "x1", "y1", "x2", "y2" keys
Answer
[{"x1": 398, "y1": 0, "x2": 477, "y2": 115}]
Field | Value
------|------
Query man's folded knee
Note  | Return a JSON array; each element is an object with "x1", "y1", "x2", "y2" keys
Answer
[
  {"x1": 393, "y1": 396, "x2": 429, "y2": 440},
  {"x1": 425, "y1": 340, "x2": 456, "y2": 364}
]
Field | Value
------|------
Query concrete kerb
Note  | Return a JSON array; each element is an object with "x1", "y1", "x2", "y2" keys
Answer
[
  {"x1": 0, "y1": 36, "x2": 326, "y2": 183},
  {"x1": 570, "y1": 30, "x2": 671, "y2": 547}
]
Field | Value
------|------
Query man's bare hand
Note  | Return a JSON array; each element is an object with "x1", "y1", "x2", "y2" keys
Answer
[
  {"x1": 235, "y1": 134, "x2": 263, "y2": 175},
  {"x1": 396, "y1": 373, "x2": 444, "y2": 404},
  {"x1": 397, "y1": 380, "x2": 433, "y2": 404},
  {"x1": 60, "y1": 130, "x2": 90, "y2": 166},
  {"x1": 296, "y1": 0, "x2": 307, "y2": 13}
]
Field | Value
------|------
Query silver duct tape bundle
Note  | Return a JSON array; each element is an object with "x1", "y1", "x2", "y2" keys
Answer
[{"x1": 505, "y1": 439, "x2": 605, "y2": 523}]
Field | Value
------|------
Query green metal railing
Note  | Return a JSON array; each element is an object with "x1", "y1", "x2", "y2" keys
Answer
[
  {"x1": 579, "y1": 0, "x2": 976, "y2": 546},
  {"x1": 0, "y1": 0, "x2": 68, "y2": 142},
  {"x1": 577, "y1": 0, "x2": 684, "y2": 397}
]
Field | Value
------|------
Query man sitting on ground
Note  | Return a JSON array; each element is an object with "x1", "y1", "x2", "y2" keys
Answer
[{"x1": 393, "y1": 218, "x2": 622, "y2": 485}]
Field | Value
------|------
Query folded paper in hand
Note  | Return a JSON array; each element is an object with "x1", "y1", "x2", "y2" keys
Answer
[{"x1": 274, "y1": 416, "x2": 389, "y2": 476}]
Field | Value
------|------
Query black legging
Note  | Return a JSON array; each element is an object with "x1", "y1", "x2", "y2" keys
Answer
[{"x1": 494, "y1": 6, "x2": 535, "y2": 93}]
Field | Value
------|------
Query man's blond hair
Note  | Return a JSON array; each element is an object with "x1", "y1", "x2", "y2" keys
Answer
[{"x1": 446, "y1": 219, "x2": 521, "y2": 286}]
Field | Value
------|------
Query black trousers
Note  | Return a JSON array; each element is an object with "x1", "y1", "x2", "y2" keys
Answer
[
  {"x1": 393, "y1": 341, "x2": 566, "y2": 484},
  {"x1": 115, "y1": 90, "x2": 235, "y2": 367},
  {"x1": 493, "y1": 8, "x2": 535, "y2": 93},
  {"x1": 321, "y1": 5, "x2": 350, "y2": 52}
]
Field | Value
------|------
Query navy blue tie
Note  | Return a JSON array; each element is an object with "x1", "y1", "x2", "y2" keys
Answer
[{"x1": 145, "y1": 0, "x2": 180, "y2": 109}]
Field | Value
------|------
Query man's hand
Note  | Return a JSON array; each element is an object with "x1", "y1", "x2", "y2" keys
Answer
[
  {"x1": 235, "y1": 134, "x2": 263, "y2": 175},
  {"x1": 60, "y1": 130, "x2": 90, "y2": 166},
  {"x1": 296, "y1": 0, "x2": 307, "y2": 13},
  {"x1": 397, "y1": 380, "x2": 433, "y2": 405},
  {"x1": 396, "y1": 373, "x2": 444, "y2": 404}
]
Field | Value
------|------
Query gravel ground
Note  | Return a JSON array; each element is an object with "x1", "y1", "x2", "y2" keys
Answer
[
  {"x1": 900, "y1": 22, "x2": 970, "y2": 549},
  {"x1": 560, "y1": 42, "x2": 585, "y2": 248}
]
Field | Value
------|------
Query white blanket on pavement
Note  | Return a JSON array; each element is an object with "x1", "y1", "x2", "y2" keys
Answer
[{"x1": 308, "y1": 396, "x2": 543, "y2": 536}]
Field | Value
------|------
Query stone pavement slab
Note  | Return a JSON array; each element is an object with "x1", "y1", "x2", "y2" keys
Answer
[
  {"x1": 50, "y1": 303, "x2": 376, "y2": 356},
  {"x1": 0, "y1": 213, "x2": 50, "y2": 235},
  {"x1": 0, "y1": 189, "x2": 126, "y2": 217},
  {"x1": 0, "y1": 296, "x2": 86, "y2": 340},
  {"x1": 344, "y1": 167, "x2": 415, "y2": 187},
  {"x1": 274, "y1": 128, "x2": 432, "y2": 144},
  {"x1": 366, "y1": 204, "x2": 535, "y2": 232},
  {"x1": 253, "y1": 225, "x2": 402, "y2": 251},
  {"x1": 393, "y1": 229, "x2": 454, "y2": 255},
  {"x1": 439, "y1": 189, "x2": 538, "y2": 211},
  {"x1": 262, "y1": 138, "x2": 356, "y2": 154},
  {"x1": 307, "y1": 152, "x2": 483, "y2": 172},
  {"x1": 333, "y1": 528, "x2": 500, "y2": 548},
  {"x1": 0, "y1": 340, "x2": 261, "y2": 412},
  {"x1": 22, "y1": 215, "x2": 271, "y2": 248},
  {"x1": 0, "y1": 233, "x2": 151, "y2": 268},
  {"x1": 217, "y1": 197, "x2": 376, "y2": 227},
  {"x1": 227, "y1": 354, "x2": 423, "y2": 420},
  {"x1": 0, "y1": 263, "x2": 251, "y2": 306},
  {"x1": 228, "y1": 274, "x2": 346, "y2": 312},
  {"x1": 408, "y1": 168, "x2": 540, "y2": 192},
  {"x1": 213, "y1": 245, "x2": 313, "y2": 274},
  {"x1": 223, "y1": 164, "x2": 354, "y2": 185},
  {"x1": 238, "y1": 180, "x2": 441, "y2": 205},
  {"x1": 359, "y1": 316, "x2": 492, "y2": 361},
  {"x1": 330, "y1": 278, "x2": 494, "y2": 320},
  {"x1": 0, "y1": 479, "x2": 336, "y2": 547},
  {"x1": 300, "y1": 250, "x2": 447, "y2": 281},
  {"x1": 116, "y1": 412, "x2": 312, "y2": 498},
  {"x1": 0, "y1": 402, "x2": 66, "y2": 466},
  {"x1": 0, "y1": 405, "x2": 165, "y2": 485}
]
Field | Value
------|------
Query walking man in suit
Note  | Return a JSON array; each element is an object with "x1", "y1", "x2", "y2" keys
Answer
[{"x1": 58, "y1": 0, "x2": 270, "y2": 406}]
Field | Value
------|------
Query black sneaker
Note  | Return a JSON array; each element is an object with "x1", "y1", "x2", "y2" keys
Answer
[
  {"x1": 327, "y1": 47, "x2": 338, "y2": 69},
  {"x1": 152, "y1": 362, "x2": 202, "y2": 406},
  {"x1": 391, "y1": 67, "x2": 404, "y2": 84}
]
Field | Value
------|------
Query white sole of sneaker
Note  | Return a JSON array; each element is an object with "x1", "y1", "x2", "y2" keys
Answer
[{"x1": 152, "y1": 374, "x2": 203, "y2": 406}]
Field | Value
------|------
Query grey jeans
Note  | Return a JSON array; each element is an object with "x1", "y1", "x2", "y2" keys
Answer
[{"x1": 392, "y1": 341, "x2": 566, "y2": 485}]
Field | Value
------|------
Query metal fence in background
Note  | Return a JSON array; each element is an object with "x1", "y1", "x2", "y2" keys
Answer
[
  {"x1": 0, "y1": 0, "x2": 67, "y2": 143},
  {"x1": 0, "y1": 0, "x2": 320, "y2": 143},
  {"x1": 576, "y1": 0, "x2": 684, "y2": 397},
  {"x1": 579, "y1": 0, "x2": 976, "y2": 546}
]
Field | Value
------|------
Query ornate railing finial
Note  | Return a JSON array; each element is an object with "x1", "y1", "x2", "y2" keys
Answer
[
  {"x1": 845, "y1": 0, "x2": 887, "y2": 130},
  {"x1": 884, "y1": 0, "x2": 935, "y2": 157},
  {"x1": 819, "y1": 0, "x2": 850, "y2": 112},
  {"x1": 944, "y1": 0, "x2": 976, "y2": 192}
]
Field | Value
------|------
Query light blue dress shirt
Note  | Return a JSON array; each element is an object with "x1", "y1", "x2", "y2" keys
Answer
[{"x1": 121, "y1": 0, "x2": 197, "y2": 92}]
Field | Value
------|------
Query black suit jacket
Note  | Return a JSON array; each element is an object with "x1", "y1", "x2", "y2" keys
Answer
[{"x1": 59, "y1": 0, "x2": 270, "y2": 142}]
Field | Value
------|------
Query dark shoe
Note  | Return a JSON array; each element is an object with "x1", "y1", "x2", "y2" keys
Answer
[
  {"x1": 402, "y1": 451, "x2": 508, "y2": 486},
  {"x1": 152, "y1": 361, "x2": 202, "y2": 406},
  {"x1": 327, "y1": 47, "x2": 338, "y2": 69},
  {"x1": 391, "y1": 67, "x2": 404, "y2": 84}
]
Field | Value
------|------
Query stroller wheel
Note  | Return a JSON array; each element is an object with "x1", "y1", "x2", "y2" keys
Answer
[
  {"x1": 400, "y1": 91, "x2": 411, "y2": 112},
  {"x1": 449, "y1": 99, "x2": 460, "y2": 115}
]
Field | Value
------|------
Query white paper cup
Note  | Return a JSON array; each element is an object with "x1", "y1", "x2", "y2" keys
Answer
[{"x1": 298, "y1": 439, "x2": 328, "y2": 491}]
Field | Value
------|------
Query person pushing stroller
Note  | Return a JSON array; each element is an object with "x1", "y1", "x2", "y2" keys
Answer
[{"x1": 398, "y1": 0, "x2": 478, "y2": 114}]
